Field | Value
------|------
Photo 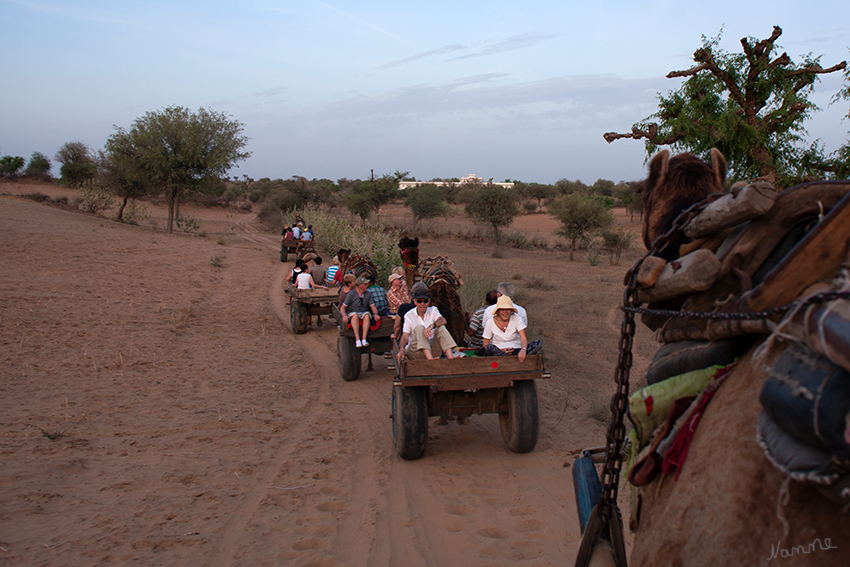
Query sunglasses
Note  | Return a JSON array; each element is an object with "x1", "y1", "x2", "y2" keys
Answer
[{"x1": 415, "y1": 298, "x2": 429, "y2": 304}]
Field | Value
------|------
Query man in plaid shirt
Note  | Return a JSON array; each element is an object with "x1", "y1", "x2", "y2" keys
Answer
[{"x1": 368, "y1": 279, "x2": 389, "y2": 316}]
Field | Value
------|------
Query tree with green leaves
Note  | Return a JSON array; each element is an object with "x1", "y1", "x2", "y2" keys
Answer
[
  {"x1": 55, "y1": 141, "x2": 96, "y2": 187},
  {"x1": 604, "y1": 26, "x2": 847, "y2": 188},
  {"x1": 465, "y1": 183, "x2": 520, "y2": 257},
  {"x1": 345, "y1": 169, "x2": 407, "y2": 221},
  {"x1": 404, "y1": 183, "x2": 450, "y2": 224},
  {"x1": 25, "y1": 152, "x2": 52, "y2": 179},
  {"x1": 554, "y1": 178, "x2": 587, "y2": 196},
  {"x1": 515, "y1": 181, "x2": 553, "y2": 211},
  {"x1": 100, "y1": 130, "x2": 150, "y2": 222},
  {"x1": 115, "y1": 106, "x2": 251, "y2": 233},
  {"x1": 549, "y1": 194, "x2": 614, "y2": 261},
  {"x1": 0, "y1": 155, "x2": 25, "y2": 178},
  {"x1": 801, "y1": 62, "x2": 850, "y2": 178}
]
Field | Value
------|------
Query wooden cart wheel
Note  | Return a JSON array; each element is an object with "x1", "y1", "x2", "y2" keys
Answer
[
  {"x1": 290, "y1": 301, "x2": 309, "y2": 334},
  {"x1": 392, "y1": 385, "x2": 428, "y2": 460},
  {"x1": 499, "y1": 380, "x2": 539, "y2": 453},
  {"x1": 338, "y1": 335, "x2": 361, "y2": 381}
]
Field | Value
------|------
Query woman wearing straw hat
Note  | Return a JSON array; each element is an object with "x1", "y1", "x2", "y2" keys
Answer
[{"x1": 481, "y1": 296, "x2": 541, "y2": 362}]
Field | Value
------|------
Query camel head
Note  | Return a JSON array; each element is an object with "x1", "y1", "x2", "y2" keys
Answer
[
  {"x1": 337, "y1": 248, "x2": 351, "y2": 267},
  {"x1": 398, "y1": 236, "x2": 419, "y2": 269},
  {"x1": 637, "y1": 148, "x2": 726, "y2": 260}
]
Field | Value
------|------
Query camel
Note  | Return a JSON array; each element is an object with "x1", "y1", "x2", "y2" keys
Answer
[
  {"x1": 607, "y1": 150, "x2": 850, "y2": 566},
  {"x1": 398, "y1": 236, "x2": 419, "y2": 290}
]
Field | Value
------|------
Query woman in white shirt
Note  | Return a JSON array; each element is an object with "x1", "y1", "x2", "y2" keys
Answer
[
  {"x1": 295, "y1": 269, "x2": 326, "y2": 290},
  {"x1": 482, "y1": 296, "x2": 541, "y2": 362}
]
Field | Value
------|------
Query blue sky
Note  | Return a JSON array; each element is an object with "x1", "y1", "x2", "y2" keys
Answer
[{"x1": 1, "y1": 0, "x2": 848, "y2": 184}]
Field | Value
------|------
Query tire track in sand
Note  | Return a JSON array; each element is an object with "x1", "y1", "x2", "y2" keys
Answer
[{"x1": 209, "y1": 263, "x2": 335, "y2": 566}]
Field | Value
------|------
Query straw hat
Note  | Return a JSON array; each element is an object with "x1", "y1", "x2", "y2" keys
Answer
[{"x1": 494, "y1": 295, "x2": 517, "y2": 313}]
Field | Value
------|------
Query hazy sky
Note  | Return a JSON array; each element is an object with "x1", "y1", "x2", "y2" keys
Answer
[{"x1": 1, "y1": 0, "x2": 848, "y2": 184}]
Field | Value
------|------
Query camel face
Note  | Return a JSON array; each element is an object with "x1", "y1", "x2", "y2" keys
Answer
[{"x1": 639, "y1": 148, "x2": 726, "y2": 260}]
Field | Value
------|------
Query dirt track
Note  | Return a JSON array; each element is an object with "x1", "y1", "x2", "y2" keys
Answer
[{"x1": 0, "y1": 183, "x2": 653, "y2": 566}]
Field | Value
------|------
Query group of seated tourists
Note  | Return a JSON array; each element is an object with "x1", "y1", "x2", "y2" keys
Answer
[
  {"x1": 295, "y1": 254, "x2": 541, "y2": 361},
  {"x1": 281, "y1": 222, "x2": 315, "y2": 242},
  {"x1": 389, "y1": 278, "x2": 540, "y2": 362}
]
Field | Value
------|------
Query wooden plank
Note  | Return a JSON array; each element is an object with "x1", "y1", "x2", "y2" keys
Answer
[
  {"x1": 286, "y1": 286, "x2": 339, "y2": 303},
  {"x1": 400, "y1": 373, "x2": 539, "y2": 391},
  {"x1": 401, "y1": 354, "x2": 542, "y2": 378},
  {"x1": 748, "y1": 189, "x2": 850, "y2": 311}
]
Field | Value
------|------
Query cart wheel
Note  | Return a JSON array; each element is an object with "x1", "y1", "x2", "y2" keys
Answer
[
  {"x1": 392, "y1": 385, "x2": 428, "y2": 460},
  {"x1": 290, "y1": 301, "x2": 309, "y2": 334},
  {"x1": 338, "y1": 336, "x2": 361, "y2": 381},
  {"x1": 499, "y1": 380, "x2": 539, "y2": 453},
  {"x1": 280, "y1": 246, "x2": 288, "y2": 263}
]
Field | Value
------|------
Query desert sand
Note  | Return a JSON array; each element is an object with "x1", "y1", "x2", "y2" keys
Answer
[{"x1": 0, "y1": 181, "x2": 656, "y2": 566}]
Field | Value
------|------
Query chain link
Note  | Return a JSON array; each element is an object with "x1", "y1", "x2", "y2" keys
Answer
[
  {"x1": 622, "y1": 290, "x2": 850, "y2": 321},
  {"x1": 597, "y1": 194, "x2": 721, "y2": 520}
]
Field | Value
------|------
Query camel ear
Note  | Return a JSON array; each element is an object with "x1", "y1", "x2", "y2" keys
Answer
[
  {"x1": 710, "y1": 148, "x2": 727, "y2": 190},
  {"x1": 412, "y1": 237, "x2": 419, "y2": 247},
  {"x1": 648, "y1": 149, "x2": 670, "y2": 187}
]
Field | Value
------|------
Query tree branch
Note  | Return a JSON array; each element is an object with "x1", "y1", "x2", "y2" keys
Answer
[
  {"x1": 603, "y1": 125, "x2": 682, "y2": 146},
  {"x1": 787, "y1": 61, "x2": 847, "y2": 76},
  {"x1": 666, "y1": 63, "x2": 709, "y2": 78}
]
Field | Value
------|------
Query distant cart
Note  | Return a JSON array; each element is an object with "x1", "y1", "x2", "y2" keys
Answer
[
  {"x1": 285, "y1": 286, "x2": 338, "y2": 334},
  {"x1": 280, "y1": 238, "x2": 315, "y2": 262},
  {"x1": 332, "y1": 304, "x2": 395, "y2": 381},
  {"x1": 390, "y1": 346, "x2": 549, "y2": 460}
]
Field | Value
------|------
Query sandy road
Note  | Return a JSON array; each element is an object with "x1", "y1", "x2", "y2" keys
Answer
[
  {"x1": 0, "y1": 188, "x2": 641, "y2": 566},
  {"x1": 238, "y1": 258, "x2": 586, "y2": 566}
]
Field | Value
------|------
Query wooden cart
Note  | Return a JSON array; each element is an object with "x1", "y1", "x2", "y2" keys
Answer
[
  {"x1": 280, "y1": 239, "x2": 315, "y2": 262},
  {"x1": 285, "y1": 286, "x2": 338, "y2": 334},
  {"x1": 332, "y1": 304, "x2": 396, "y2": 381},
  {"x1": 390, "y1": 347, "x2": 549, "y2": 460}
]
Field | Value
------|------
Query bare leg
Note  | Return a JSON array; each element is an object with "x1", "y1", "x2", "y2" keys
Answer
[
  {"x1": 350, "y1": 313, "x2": 362, "y2": 342},
  {"x1": 360, "y1": 313, "x2": 371, "y2": 343}
]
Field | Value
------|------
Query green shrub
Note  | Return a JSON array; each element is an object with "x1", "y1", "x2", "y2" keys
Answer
[
  {"x1": 0, "y1": 155, "x2": 25, "y2": 178},
  {"x1": 457, "y1": 271, "x2": 501, "y2": 313},
  {"x1": 25, "y1": 152, "x2": 52, "y2": 179},
  {"x1": 175, "y1": 215, "x2": 200, "y2": 233},
  {"x1": 599, "y1": 228, "x2": 635, "y2": 265},
  {"x1": 291, "y1": 205, "x2": 401, "y2": 285},
  {"x1": 585, "y1": 239, "x2": 601, "y2": 266},
  {"x1": 78, "y1": 184, "x2": 114, "y2": 215}
]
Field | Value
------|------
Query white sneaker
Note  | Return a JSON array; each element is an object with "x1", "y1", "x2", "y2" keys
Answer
[
  {"x1": 355, "y1": 339, "x2": 363, "y2": 348},
  {"x1": 361, "y1": 340, "x2": 369, "y2": 347}
]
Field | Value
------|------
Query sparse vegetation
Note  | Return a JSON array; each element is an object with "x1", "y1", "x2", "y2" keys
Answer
[
  {"x1": 589, "y1": 392, "x2": 611, "y2": 422},
  {"x1": 549, "y1": 194, "x2": 615, "y2": 261},
  {"x1": 599, "y1": 228, "x2": 635, "y2": 265},
  {"x1": 465, "y1": 183, "x2": 520, "y2": 257},
  {"x1": 78, "y1": 184, "x2": 114, "y2": 215},
  {"x1": 175, "y1": 214, "x2": 200, "y2": 233}
]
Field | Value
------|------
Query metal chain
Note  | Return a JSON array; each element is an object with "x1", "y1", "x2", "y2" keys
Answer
[
  {"x1": 576, "y1": 195, "x2": 722, "y2": 567},
  {"x1": 622, "y1": 290, "x2": 850, "y2": 321},
  {"x1": 599, "y1": 194, "x2": 720, "y2": 509}
]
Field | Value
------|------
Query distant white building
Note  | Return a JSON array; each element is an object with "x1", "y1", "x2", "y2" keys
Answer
[{"x1": 398, "y1": 174, "x2": 513, "y2": 190}]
